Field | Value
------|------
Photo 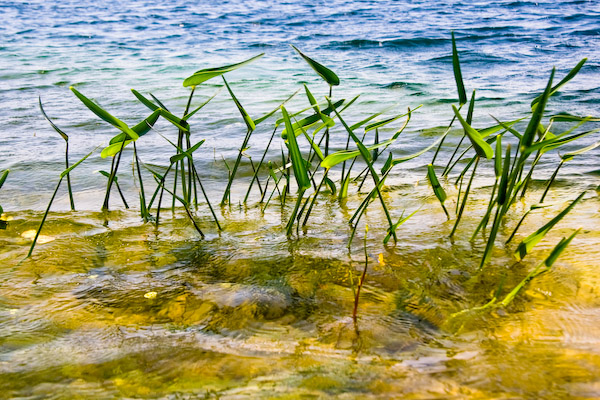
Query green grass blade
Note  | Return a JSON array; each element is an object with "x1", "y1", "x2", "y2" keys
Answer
[
  {"x1": 562, "y1": 138, "x2": 600, "y2": 161},
  {"x1": 61, "y1": 147, "x2": 97, "y2": 178},
  {"x1": 524, "y1": 128, "x2": 600, "y2": 156},
  {"x1": 39, "y1": 97, "x2": 68, "y2": 141},
  {"x1": 514, "y1": 191, "x2": 585, "y2": 261},
  {"x1": 282, "y1": 106, "x2": 310, "y2": 192},
  {"x1": 70, "y1": 87, "x2": 139, "y2": 140},
  {"x1": 452, "y1": 105, "x2": 493, "y2": 159},
  {"x1": 280, "y1": 99, "x2": 345, "y2": 139},
  {"x1": 183, "y1": 53, "x2": 264, "y2": 87},
  {"x1": 451, "y1": 31, "x2": 467, "y2": 105},
  {"x1": 253, "y1": 88, "x2": 300, "y2": 126},
  {"x1": 0, "y1": 169, "x2": 8, "y2": 190},
  {"x1": 170, "y1": 140, "x2": 205, "y2": 164},
  {"x1": 494, "y1": 134, "x2": 502, "y2": 178},
  {"x1": 223, "y1": 77, "x2": 255, "y2": 132},
  {"x1": 182, "y1": 87, "x2": 223, "y2": 121},
  {"x1": 291, "y1": 45, "x2": 340, "y2": 86},
  {"x1": 522, "y1": 68, "x2": 555, "y2": 148},
  {"x1": 384, "y1": 208, "x2": 419, "y2": 244},
  {"x1": 390, "y1": 127, "x2": 451, "y2": 166},
  {"x1": 110, "y1": 109, "x2": 162, "y2": 144},
  {"x1": 544, "y1": 229, "x2": 580, "y2": 267},
  {"x1": 531, "y1": 59, "x2": 586, "y2": 108},
  {"x1": 427, "y1": 164, "x2": 449, "y2": 218},
  {"x1": 497, "y1": 144, "x2": 512, "y2": 205},
  {"x1": 101, "y1": 140, "x2": 133, "y2": 158}
]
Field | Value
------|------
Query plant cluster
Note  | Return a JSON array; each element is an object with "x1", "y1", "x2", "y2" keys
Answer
[{"x1": 16, "y1": 33, "x2": 599, "y2": 317}]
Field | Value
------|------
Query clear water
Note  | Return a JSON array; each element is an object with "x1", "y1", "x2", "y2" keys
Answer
[{"x1": 1, "y1": 0, "x2": 600, "y2": 398}]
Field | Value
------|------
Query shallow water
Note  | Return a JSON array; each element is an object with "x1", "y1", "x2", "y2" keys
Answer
[
  {"x1": 2, "y1": 0, "x2": 600, "y2": 398},
  {"x1": 2, "y1": 182, "x2": 600, "y2": 398}
]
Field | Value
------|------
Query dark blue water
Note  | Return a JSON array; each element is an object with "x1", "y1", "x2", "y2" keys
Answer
[{"x1": 1, "y1": 0, "x2": 600, "y2": 209}]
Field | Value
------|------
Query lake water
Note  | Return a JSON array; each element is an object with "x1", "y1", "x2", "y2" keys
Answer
[{"x1": 1, "y1": 0, "x2": 600, "y2": 398}]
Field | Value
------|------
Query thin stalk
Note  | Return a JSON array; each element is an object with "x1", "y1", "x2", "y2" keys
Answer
[
  {"x1": 102, "y1": 140, "x2": 127, "y2": 210},
  {"x1": 285, "y1": 189, "x2": 306, "y2": 236},
  {"x1": 221, "y1": 128, "x2": 253, "y2": 205},
  {"x1": 431, "y1": 112, "x2": 459, "y2": 165},
  {"x1": 505, "y1": 209, "x2": 530, "y2": 244},
  {"x1": 450, "y1": 156, "x2": 479, "y2": 237},
  {"x1": 115, "y1": 180, "x2": 129, "y2": 209},
  {"x1": 353, "y1": 227, "x2": 369, "y2": 324},
  {"x1": 442, "y1": 134, "x2": 467, "y2": 177},
  {"x1": 133, "y1": 142, "x2": 147, "y2": 221},
  {"x1": 540, "y1": 160, "x2": 564, "y2": 203},
  {"x1": 302, "y1": 169, "x2": 329, "y2": 227},
  {"x1": 65, "y1": 141, "x2": 75, "y2": 211},
  {"x1": 191, "y1": 163, "x2": 222, "y2": 230},
  {"x1": 325, "y1": 85, "x2": 332, "y2": 157},
  {"x1": 479, "y1": 204, "x2": 502, "y2": 269},
  {"x1": 470, "y1": 178, "x2": 498, "y2": 240},
  {"x1": 27, "y1": 177, "x2": 63, "y2": 258},
  {"x1": 244, "y1": 125, "x2": 278, "y2": 203}
]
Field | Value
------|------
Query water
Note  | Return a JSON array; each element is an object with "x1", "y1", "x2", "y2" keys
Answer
[{"x1": 1, "y1": 0, "x2": 600, "y2": 398}]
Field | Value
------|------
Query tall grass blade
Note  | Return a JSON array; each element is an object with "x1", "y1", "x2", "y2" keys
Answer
[
  {"x1": 291, "y1": 45, "x2": 340, "y2": 86},
  {"x1": 451, "y1": 31, "x2": 467, "y2": 105},
  {"x1": 514, "y1": 191, "x2": 585, "y2": 261},
  {"x1": 183, "y1": 53, "x2": 264, "y2": 87},
  {"x1": 70, "y1": 87, "x2": 139, "y2": 140}
]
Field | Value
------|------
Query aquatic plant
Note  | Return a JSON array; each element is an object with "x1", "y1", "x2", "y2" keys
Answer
[
  {"x1": 39, "y1": 97, "x2": 75, "y2": 211},
  {"x1": 0, "y1": 169, "x2": 8, "y2": 229},
  {"x1": 27, "y1": 148, "x2": 96, "y2": 257}
]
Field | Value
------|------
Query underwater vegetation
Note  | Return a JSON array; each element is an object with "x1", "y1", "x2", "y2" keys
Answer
[{"x1": 5, "y1": 32, "x2": 599, "y2": 327}]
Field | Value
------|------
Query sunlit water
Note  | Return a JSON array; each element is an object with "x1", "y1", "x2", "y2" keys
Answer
[{"x1": 1, "y1": 0, "x2": 600, "y2": 398}]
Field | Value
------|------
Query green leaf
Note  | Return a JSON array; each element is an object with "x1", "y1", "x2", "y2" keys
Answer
[
  {"x1": 320, "y1": 137, "x2": 398, "y2": 169},
  {"x1": 384, "y1": 208, "x2": 419, "y2": 244},
  {"x1": 282, "y1": 106, "x2": 310, "y2": 192},
  {"x1": 544, "y1": 229, "x2": 580, "y2": 268},
  {"x1": 452, "y1": 105, "x2": 493, "y2": 159},
  {"x1": 522, "y1": 68, "x2": 555, "y2": 148},
  {"x1": 0, "y1": 169, "x2": 8, "y2": 190},
  {"x1": 427, "y1": 164, "x2": 447, "y2": 203},
  {"x1": 298, "y1": 121, "x2": 325, "y2": 162},
  {"x1": 365, "y1": 111, "x2": 410, "y2": 132},
  {"x1": 98, "y1": 170, "x2": 116, "y2": 181},
  {"x1": 451, "y1": 31, "x2": 467, "y2": 105},
  {"x1": 304, "y1": 84, "x2": 320, "y2": 113},
  {"x1": 514, "y1": 191, "x2": 585, "y2": 261},
  {"x1": 169, "y1": 140, "x2": 205, "y2": 164},
  {"x1": 61, "y1": 147, "x2": 97, "y2": 178},
  {"x1": 549, "y1": 113, "x2": 600, "y2": 122},
  {"x1": 109, "y1": 109, "x2": 162, "y2": 144},
  {"x1": 531, "y1": 59, "x2": 586, "y2": 108},
  {"x1": 183, "y1": 53, "x2": 265, "y2": 87},
  {"x1": 183, "y1": 87, "x2": 223, "y2": 121},
  {"x1": 324, "y1": 176, "x2": 336, "y2": 195},
  {"x1": 280, "y1": 99, "x2": 345, "y2": 139},
  {"x1": 39, "y1": 97, "x2": 68, "y2": 141},
  {"x1": 223, "y1": 77, "x2": 255, "y2": 132},
  {"x1": 101, "y1": 140, "x2": 133, "y2": 158},
  {"x1": 562, "y1": 138, "x2": 600, "y2": 161},
  {"x1": 70, "y1": 87, "x2": 139, "y2": 140},
  {"x1": 390, "y1": 127, "x2": 451, "y2": 166},
  {"x1": 494, "y1": 134, "x2": 502, "y2": 178},
  {"x1": 131, "y1": 89, "x2": 189, "y2": 132},
  {"x1": 497, "y1": 144, "x2": 512, "y2": 205},
  {"x1": 291, "y1": 45, "x2": 340, "y2": 86},
  {"x1": 524, "y1": 128, "x2": 600, "y2": 156},
  {"x1": 253, "y1": 88, "x2": 300, "y2": 126}
]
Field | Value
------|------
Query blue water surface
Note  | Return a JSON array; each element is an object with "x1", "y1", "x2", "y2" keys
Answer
[{"x1": 1, "y1": 0, "x2": 600, "y2": 209}]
